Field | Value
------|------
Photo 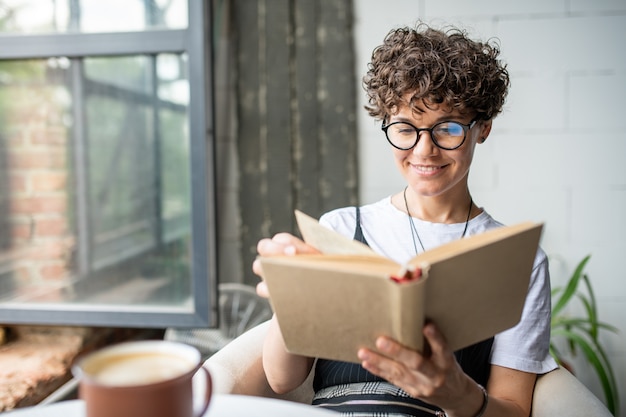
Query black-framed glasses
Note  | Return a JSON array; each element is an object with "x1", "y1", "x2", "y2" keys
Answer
[{"x1": 381, "y1": 118, "x2": 478, "y2": 151}]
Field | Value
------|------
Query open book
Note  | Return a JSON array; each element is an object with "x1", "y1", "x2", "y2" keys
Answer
[{"x1": 259, "y1": 210, "x2": 543, "y2": 363}]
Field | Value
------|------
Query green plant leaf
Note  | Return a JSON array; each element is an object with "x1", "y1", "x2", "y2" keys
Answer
[
  {"x1": 552, "y1": 255, "x2": 591, "y2": 316},
  {"x1": 550, "y1": 255, "x2": 621, "y2": 414},
  {"x1": 552, "y1": 317, "x2": 617, "y2": 334},
  {"x1": 551, "y1": 328, "x2": 619, "y2": 414},
  {"x1": 576, "y1": 293, "x2": 598, "y2": 341},
  {"x1": 592, "y1": 335, "x2": 620, "y2": 415},
  {"x1": 582, "y1": 272, "x2": 597, "y2": 309}
]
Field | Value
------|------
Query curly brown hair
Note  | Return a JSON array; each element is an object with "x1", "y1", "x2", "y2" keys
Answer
[{"x1": 363, "y1": 24, "x2": 510, "y2": 121}]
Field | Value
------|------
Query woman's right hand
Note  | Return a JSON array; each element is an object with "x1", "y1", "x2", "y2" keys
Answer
[
  {"x1": 252, "y1": 232, "x2": 320, "y2": 298},
  {"x1": 254, "y1": 232, "x2": 319, "y2": 392}
]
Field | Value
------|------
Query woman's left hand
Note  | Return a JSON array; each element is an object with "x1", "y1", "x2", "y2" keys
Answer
[{"x1": 357, "y1": 322, "x2": 476, "y2": 413}]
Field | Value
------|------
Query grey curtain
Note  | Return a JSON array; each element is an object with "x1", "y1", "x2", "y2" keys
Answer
[{"x1": 231, "y1": 0, "x2": 359, "y2": 284}]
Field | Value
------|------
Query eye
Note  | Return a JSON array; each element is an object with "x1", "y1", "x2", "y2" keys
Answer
[
  {"x1": 391, "y1": 123, "x2": 416, "y2": 136},
  {"x1": 435, "y1": 122, "x2": 464, "y2": 136}
]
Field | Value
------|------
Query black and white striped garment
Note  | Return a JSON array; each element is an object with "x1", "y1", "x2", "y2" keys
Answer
[{"x1": 313, "y1": 381, "x2": 444, "y2": 416}]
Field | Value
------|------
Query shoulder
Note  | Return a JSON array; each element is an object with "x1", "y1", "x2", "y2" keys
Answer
[
  {"x1": 319, "y1": 197, "x2": 394, "y2": 237},
  {"x1": 468, "y1": 211, "x2": 548, "y2": 271},
  {"x1": 318, "y1": 207, "x2": 357, "y2": 238}
]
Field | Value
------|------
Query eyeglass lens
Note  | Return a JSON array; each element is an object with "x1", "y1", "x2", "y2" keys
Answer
[{"x1": 385, "y1": 121, "x2": 467, "y2": 150}]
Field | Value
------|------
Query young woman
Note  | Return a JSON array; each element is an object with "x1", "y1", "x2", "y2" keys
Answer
[{"x1": 253, "y1": 23, "x2": 557, "y2": 417}]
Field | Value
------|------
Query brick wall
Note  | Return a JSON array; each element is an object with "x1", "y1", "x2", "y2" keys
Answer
[
  {"x1": 0, "y1": 326, "x2": 164, "y2": 411},
  {"x1": 1, "y1": 81, "x2": 73, "y2": 299}
]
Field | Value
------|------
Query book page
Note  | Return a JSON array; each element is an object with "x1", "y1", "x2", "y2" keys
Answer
[{"x1": 295, "y1": 210, "x2": 380, "y2": 256}]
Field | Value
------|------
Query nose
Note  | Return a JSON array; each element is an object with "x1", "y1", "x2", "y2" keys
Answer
[{"x1": 412, "y1": 130, "x2": 439, "y2": 157}]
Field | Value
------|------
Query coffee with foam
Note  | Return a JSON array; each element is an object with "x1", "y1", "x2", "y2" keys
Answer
[{"x1": 86, "y1": 352, "x2": 195, "y2": 386}]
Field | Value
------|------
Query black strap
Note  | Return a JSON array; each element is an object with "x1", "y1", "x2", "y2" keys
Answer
[{"x1": 353, "y1": 206, "x2": 369, "y2": 245}]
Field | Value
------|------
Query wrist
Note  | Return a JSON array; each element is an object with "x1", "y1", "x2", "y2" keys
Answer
[
  {"x1": 444, "y1": 382, "x2": 488, "y2": 417},
  {"x1": 471, "y1": 384, "x2": 488, "y2": 417}
]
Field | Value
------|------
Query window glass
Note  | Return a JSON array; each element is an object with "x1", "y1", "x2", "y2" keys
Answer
[
  {"x1": 0, "y1": 0, "x2": 188, "y2": 34},
  {"x1": 0, "y1": 54, "x2": 194, "y2": 311}
]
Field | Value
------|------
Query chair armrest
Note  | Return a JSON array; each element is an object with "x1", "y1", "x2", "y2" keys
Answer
[
  {"x1": 204, "y1": 320, "x2": 314, "y2": 403},
  {"x1": 206, "y1": 322, "x2": 611, "y2": 415},
  {"x1": 531, "y1": 367, "x2": 612, "y2": 417}
]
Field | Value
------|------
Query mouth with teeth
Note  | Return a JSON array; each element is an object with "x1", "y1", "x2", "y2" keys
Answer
[{"x1": 413, "y1": 163, "x2": 447, "y2": 175}]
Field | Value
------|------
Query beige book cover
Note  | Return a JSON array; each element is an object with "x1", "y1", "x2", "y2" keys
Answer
[{"x1": 259, "y1": 210, "x2": 543, "y2": 364}]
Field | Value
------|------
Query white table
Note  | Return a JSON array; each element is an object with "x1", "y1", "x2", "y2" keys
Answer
[{"x1": 5, "y1": 394, "x2": 337, "y2": 417}]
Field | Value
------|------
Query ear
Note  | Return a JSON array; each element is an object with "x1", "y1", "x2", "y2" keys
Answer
[{"x1": 478, "y1": 120, "x2": 492, "y2": 143}]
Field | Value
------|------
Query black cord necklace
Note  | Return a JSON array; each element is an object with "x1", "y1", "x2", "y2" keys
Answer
[{"x1": 403, "y1": 186, "x2": 473, "y2": 254}]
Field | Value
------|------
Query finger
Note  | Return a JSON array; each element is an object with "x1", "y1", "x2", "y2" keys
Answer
[
  {"x1": 357, "y1": 347, "x2": 391, "y2": 378},
  {"x1": 252, "y1": 258, "x2": 263, "y2": 276},
  {"x1": 423, "y1": 323, "x2": 447, "y2": 356},
  {"x1": 374, "y1": 337, "x2": 427, "y2": 370},
  {"x1": 256, "y1": 281, "x2": 270, "y2": 298},
  {"x1": 272, "y1": 233, "x2": 320, "y2": 255},
  {"x1": 256, "y1": 234, "x2": 315, "y2": 257},
  {"x1": 358, "y1": 347, "x2": 424, "y2": 398},
  {"x1": 423, "y1": 323, "x2": 455, "y2": 367},
  {"x1": 257, "y1": 237, "x2": 288, "y2": 257}
]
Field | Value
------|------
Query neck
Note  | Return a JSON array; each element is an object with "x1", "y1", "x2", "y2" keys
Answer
[
  {"x1": 402, "y1": 187, "x2": 474, "y2": 254},
  {"x1": 398, "y1": 187, "x2": 475, "y2": 224}
]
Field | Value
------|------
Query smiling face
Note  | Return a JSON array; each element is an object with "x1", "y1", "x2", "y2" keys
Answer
[{"x1": 389, "y1": 99, "x2": 492, "y2": 202}]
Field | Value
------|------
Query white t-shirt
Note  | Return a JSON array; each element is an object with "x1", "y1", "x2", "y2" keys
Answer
[{"x1": 320, "y1": 196, "x2": 558, "y2": 374}]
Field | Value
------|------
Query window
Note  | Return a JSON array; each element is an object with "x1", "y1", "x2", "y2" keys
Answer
[{"x1": 0, "y1": 0, "x2": 216, "y2": 328}]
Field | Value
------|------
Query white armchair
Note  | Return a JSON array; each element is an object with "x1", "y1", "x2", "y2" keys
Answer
[{"x1": 205, "y1": 321, "x2": 612, "y2": 417}]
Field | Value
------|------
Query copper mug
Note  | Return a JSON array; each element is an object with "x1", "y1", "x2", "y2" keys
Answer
[{"x1": 72, "y1": 340, "x2": 212, "y2": 417}]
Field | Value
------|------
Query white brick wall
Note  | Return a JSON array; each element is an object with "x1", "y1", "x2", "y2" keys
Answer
[{"x1": 354, "y1": 1, "x2": 626, "y2": 413}]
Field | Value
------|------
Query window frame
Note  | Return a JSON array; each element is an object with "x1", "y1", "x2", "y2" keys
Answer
[{"x1": 0, "y1": 1, "x2": 217, "y2": 328}]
